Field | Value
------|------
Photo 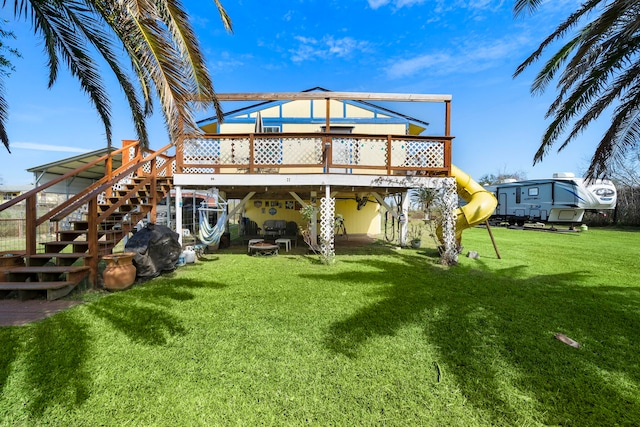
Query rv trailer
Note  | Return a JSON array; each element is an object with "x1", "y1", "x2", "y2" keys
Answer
[{"x1": 485, "y1": 173, "x2": 617, "y2": 226}]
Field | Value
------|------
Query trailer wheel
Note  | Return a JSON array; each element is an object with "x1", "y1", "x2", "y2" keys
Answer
[{"x1": 517, "y1": 219, "x2": 525, "y2": 227}]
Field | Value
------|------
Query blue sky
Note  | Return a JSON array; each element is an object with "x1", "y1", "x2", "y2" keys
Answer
[{"x1": 1, "y1": 0, "x2": 599, "y2": 186}]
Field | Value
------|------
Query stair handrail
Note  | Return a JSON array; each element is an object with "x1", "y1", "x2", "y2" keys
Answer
[
  {"x1": 43, "y1": 143, "x2": 174, "y2": 225},
  {"x1": 0, "y1": 143, "x2": 135, "y2": 212}
]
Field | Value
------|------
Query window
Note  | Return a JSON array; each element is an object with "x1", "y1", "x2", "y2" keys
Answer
[
  {"x1": 528, "y1": 187, "x2": 539, "y2": 196},
  {"x1": 263, "y1": 126, "x2": 280, "y2": 133},
  {"x1": 321, "y1": 126, "x2": 354, "y2": 134}
]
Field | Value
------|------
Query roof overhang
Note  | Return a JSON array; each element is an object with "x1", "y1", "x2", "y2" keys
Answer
[
  {"x1": 27, "y1": 147, "x2": 119, "y2": 183},
  {"x1": 213, "y1": 92, "x2": 452, "y2": 102}
]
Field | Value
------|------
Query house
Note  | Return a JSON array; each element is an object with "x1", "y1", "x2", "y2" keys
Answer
[
  {"x1": 0, "y1": 89, "x2": 496, "y2": 300},
  {"x1": 172, "y1": 88, "x2": 472, "y2": 260},
  {"x1": 0, "y1": 185, "x2": 32, "y2": 202}
]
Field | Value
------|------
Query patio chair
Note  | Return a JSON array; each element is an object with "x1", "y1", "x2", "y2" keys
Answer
[
  {"x1": 281, "y1": 221, "x2": 299, "y2": 247},
  {"x1": 241, "y1": 219, "x2": 261, "y2": 243}
]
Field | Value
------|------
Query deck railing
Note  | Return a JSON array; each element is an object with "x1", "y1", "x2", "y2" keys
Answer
[{"x1": 177, "y1": 133, "x2": 452, "y2": 176}]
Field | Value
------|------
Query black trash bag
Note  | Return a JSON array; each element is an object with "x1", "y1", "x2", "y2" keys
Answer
[{"x1": 125, "y1": 223, "x2": 181, "y2": 279}]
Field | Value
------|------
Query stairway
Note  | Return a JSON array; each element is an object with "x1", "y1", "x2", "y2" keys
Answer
[{"x1": 0, "y1": 176, "x2": 173, "y2": 300}]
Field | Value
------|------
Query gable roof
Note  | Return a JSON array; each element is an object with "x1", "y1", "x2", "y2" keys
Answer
[{"x1": 197, "y1": 87, "x2": 431, "y2": 131}]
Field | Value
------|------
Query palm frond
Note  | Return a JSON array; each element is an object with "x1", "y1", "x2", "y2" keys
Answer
[
  {"x1": 519, "y1": 0, "x2": 640, "y2": 180},
  {"x1": 211, "y1": 0, "x2": 233, "y2": 32},
  {"x1": 29, "y1": 0, "x2": 113, "y2": 143},
  {"x1": 0, "y1": 76, "x2": 10, "y2": 152},
  {"x1": 513, "y1": 0, "x2": 602, "y2": 78},
  {"x1": 513, "y1": 0, "x2": 544, "y2": 17}
]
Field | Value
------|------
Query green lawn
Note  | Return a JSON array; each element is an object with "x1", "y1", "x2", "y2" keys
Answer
[{"x1": 1, "y1": 227, "x2": 639, "y2": 426}]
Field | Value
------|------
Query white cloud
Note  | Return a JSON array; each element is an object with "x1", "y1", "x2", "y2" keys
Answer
[
  {"x1": 367, "y1": 0, "x2": 390, "y2": 9},
  {"x1": 370, "y1": 0, "x2": 503, "y2": 11},
  {"x1": 208, "y1": 51, "x2": 250, "y2": 71},
  {"x1": 386, "y1": 53, "x2": 453, "y2": 78},
  {"x1": 290, "y1": 36, "x2": 370, "y2": 63},
  {"x1": 11, "y1": 142, "x2": 92, "y2": 153},
  {"x1": 368, "y1": 0, "x2": 426, "y2": 9},
  {"x1": 386, "y1": 34, "x2": 530, "y2": 78}
]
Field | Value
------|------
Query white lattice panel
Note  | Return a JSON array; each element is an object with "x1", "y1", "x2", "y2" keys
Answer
[
  {"x1": 254, "y1": 138, "x2": 283, "y2": 165},
  {"x1": 282, "y1": 137, "x2": 323, "y2": 164},
  {"x1": 320, "y1": 196, "x2": 335, "y2": 262},
  {"x1": 182, "y1": 167, "x2": 217, "y2": 173},
  {"x1": 331, "y1": 138, "x2": 387, "y2": 166},
  {"x1": 156, "y1": 157, "x2": 168, "y2": 176},
  {"x1": 142, "y1": 160, "x2": 151, "y2": 174},
  {"x1": 219, "y1": 138, "x2": 250, "y2": 165},
  {"x1": 390, "y1": 140, "x2": 445, "y2": 168},
  {"x1": 357, "y1": 138, "x2": 387, "y2": 166},
  {"x1": 439, "y1": 178, "x2": 458, "y2": 265},
  {"x1": 184, "y1": 138, "x2": 221, "y2": 164}
]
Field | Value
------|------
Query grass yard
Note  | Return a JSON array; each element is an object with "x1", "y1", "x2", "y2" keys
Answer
[{"x1": 1, "y1": 226, "x2": 639, "y2": 425}]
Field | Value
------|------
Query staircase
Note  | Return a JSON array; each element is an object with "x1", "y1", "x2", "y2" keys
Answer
[{"x1": 0, "y1": 142, "x2": 175, "y2": 300}]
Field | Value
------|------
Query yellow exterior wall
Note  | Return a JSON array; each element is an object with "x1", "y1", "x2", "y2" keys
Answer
[
  {"x1": 242, "y1": 196, "x2": 380, "y2": 236},
  {"x1": 243, "y1": 201, "x2": 306, "y2": 231},
  {"x1": 200, "y1": 123, "x2": 218, "y2": 133},
  {"x1": 353, "y1": 123, "x2": 406, "y2": 134},
  {"x1": 312, "y1": 100, "x2": 326, "y2": 118},
  {"x1": 281, "y1": 102, "x2": 309, "y2": 118},
  {"x1": 345, "y1": 104, "x2": 375, "y2": 118},
  {"x1": 336, "y1": 197, "x2": 380, "y2": 235},
  {"x1": 282, "y1": 123, "x2": 323, "y2": 133},
  {"x1": 220, "y1": 123, "x2": 253, "y2": 134}
]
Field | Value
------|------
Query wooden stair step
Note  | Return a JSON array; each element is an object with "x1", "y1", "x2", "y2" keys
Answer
[
  {"x1": 0, "y1": 280, "x2": 75, "y2": 290},
  {"x1": 42, "y1": 240, "x2": 115, "y2": 245},
  {"x1": 5, "y1": 266, "x2": 90, "y2": 291},
  {"x1": 0, "y1": 281, "x2": 78, "y2": 301},
  {"x1": 6, "y1": 265, "x2": 89, "y2": 279},
  {"x1": 26, "y1": 253, "x2": 90, "y2": 266}
]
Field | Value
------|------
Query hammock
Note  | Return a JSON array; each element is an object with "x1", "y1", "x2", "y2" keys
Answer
[{"x1": 198, "y1": 207, "x2": 227, "y2": 246}]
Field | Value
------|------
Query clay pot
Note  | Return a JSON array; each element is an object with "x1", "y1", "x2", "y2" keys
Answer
[{"x1": 102, "y1": 252, "x2": 136, "y2": 291}]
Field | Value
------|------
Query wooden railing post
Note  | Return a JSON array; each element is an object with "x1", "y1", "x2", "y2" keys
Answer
[
  {"x1": 25, "y1": 195, "x2": 37, "y2": 255},
  {"x1": 445, "y1": 100, "x2": 451, "y2": 136},
  {"x1": 149, "y1": 157, "x2": 158, "y2": 223},
  {"x1": 87, "y1": 197, "x2": 99, "y2": 287},
  {"x1": 176, "y1": 136, "x2": 184, "y2": 174},
  {"x1": 325, "y1": 98, "x2": 331, "y2": 133},
  {"x1": 249, "y1": 134, "x2": 255, "y2": 173},
  {"x1": 387, "y1": 135, "x2": 393, "y2": 175},
  {"x1": 444, "y1": 137, "x2": 452, "y2": 176},
  {"x1": 105, "y1": 153, "x2": 113, "y2": 199},
  {"x1": 323, "y1": 135, "x2": 332, "y2": 172}
]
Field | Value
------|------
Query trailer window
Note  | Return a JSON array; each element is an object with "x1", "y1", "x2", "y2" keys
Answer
[
  {"x1": 516, "y1": 187, "x2": 521, "y2": 204},
  {"x1": 528, "y1": 187, "x2": 539, "y2": 196}
]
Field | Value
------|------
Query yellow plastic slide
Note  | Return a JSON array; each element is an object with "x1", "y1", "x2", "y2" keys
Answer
[{"x1": 449, "y1": 164, "x2": 497, "y2": 245}]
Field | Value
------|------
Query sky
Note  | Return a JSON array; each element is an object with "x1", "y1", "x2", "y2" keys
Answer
[{"x1": 1, "y1": 0, "x2": 603, "y2": 186}]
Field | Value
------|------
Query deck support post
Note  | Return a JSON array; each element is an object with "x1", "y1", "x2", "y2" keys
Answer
[
  {"x1": 175, "y1": 186, "x2": 183, "y2": 246},
  {"x1": 400, "y1": 191, "x2": 410, "y2": 246},
  {"x1": 320, "y1": 185, "x2": 335, "y2": 263},
  {"x1": 441, "y1": 177, "x2": 458, "y2": 265}
]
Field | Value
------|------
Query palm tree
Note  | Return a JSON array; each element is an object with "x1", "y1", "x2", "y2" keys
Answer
[
  {"x1": 0, "y1": 0, "x2": 232, "y2": 152},
  {"x1": 513, "y1": 0, "x2": 640, "y2": 181},
  {"x1": 410, "y1": 187, "x2": 437, "y2": 219}
]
